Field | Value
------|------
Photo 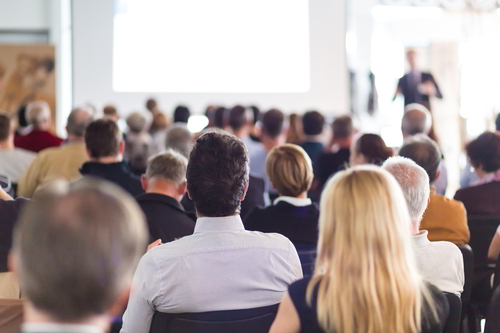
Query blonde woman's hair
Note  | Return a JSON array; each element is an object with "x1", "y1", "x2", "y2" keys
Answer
[
  {"x1": 308, "y1": 165, "x2": 437, "y2": 333},
  {"x1": 266, "y1": 144, "x2": 313, "y2": 197}
]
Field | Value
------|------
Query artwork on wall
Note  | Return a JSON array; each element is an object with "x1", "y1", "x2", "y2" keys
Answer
[{"x1": 0, "y1": 44, "x2": 56, "y2": 127}]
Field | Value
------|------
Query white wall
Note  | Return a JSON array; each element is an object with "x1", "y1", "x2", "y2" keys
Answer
[
  {"x1": 72, "y1": 0, "x2": 349, "y2": 116},
  {"x1": 0, "y1": 0, "x2": 49, "y2": 30}
]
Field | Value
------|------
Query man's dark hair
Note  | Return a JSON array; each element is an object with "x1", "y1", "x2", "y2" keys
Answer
[
  {"x1": 146, "y1": 98, "x2": 157, "y2": 112},
  {"x1": 0, "y1": 112, "x2": 12, "y2": 141},
  {"x1": 174, "y1": 105, "x2": 190, "y2": 123},
  {"x1": 228, "y1": 105, "x2": 247, "y2": 131},
  {"x1": 187, "y1": 130, "x2": 249, "y2": 217},
  {"x1": 302, "y1": 111, "x2": 324, "y2": 136},
  {"x1": 103, "y1": 105, "x2": 118, "y2": 117},
  {"x1": 398, "y1": 134, "x2": 442, "y2": 183},
  {"x1": 250, "y1": 106, "x2": 260, "y2": 125},
  {"x1": 85, "y1": 118, "x2": 121, "y2": 158},
  {"x1": 496, "y1": 113, "x2": 500, "y2": 132},
  {"x1": 466, "y1": 132, "x2": 500, "y2": 173},
  {"x1": 262, "y1": 109, "x2": 285, "y2": 139},
  {"x1": 332, "y1": 115, "x2": 353, "y2": 139},
  {"x1": 214, "y1": 107, "x2": 227, "y2": 128}
]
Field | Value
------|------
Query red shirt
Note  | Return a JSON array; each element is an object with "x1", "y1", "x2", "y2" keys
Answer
[{"x1": 14, "y1": 130, "x2": 64, "y2": 153}]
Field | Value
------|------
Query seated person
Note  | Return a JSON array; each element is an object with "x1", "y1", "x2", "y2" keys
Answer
[
  {"x1": 9, "y1": 180, "x2": 147, "y2": 333},
  {"x1": 383, "y1": 157, "x2": 464, "y2": 295},
  {"x1": 121, "y1": 130, "x2": 302, "y2": 333},
  {"x1": 299, "y1": 111, "x2": 325, "y2": 170},
  {"x1": 80, "y1": 118, "x2": 143, "y2": 197},
  {"x1": 350, "y1": 133, "x2": 393, "y2": 167},
  {"x1": 454, "y1": 132, "x2": 500, "y2": 215},
  {"x1": 137, "y1": 150, "x2": 195, "y2": 243},
  {"x1": 269, "y1": 166, "x2": 449, "y2": 333},
  {"x1": 14, "y1": 100, "x2": 63, "y2": 153},
  {"x1": 244, "y1": 144, "x2": 319, "y2": 246},
  {"x1": 399, "y1": 135, "x2": 469, "y2": 245}
]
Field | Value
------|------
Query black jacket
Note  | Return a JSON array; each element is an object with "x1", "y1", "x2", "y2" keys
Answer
[
  {"x1": 80, "y1": 161, "x2": 144, "y2": 197},
  {"x1": 136, "y1": 193, "x2": 195, "y2": 243}
]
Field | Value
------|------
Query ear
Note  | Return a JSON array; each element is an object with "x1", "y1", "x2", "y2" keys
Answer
[
  {"x1": 140, "y1": 175, "x2": 148, "y2": 191},
  {"x1": 119, "y1": 140, "x2": 125, "y2": 155},
  {"x1": 271, "y1": 182, "x2": 277, "y2": 191},
  {"x1": 435, "y1": 169, "x2": 441, "y2": 181},
  {"x1": 187, "y1": 185, "x2": 192, "y2": 200},
  {"x1": 107, "y1": 284, "x2": 131, "y2": 318},
  {"x1": 86, "y1": 148, "x2": 93, "y2": 159},
  {"x1": 178, "y1": 182, "x2": 187, "y2": 197},
  {"x1": 240, "y1": 181, "x2": 249, "y2": 201}
]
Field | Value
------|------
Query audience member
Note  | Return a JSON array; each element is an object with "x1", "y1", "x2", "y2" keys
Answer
[
  {"x1": 316, "y1": 115, "x2": 353, "y2": 187},
  {"x1": 383, "y1": 157, "x2": 464, "y2": 295},
  {"x1": 18, "y1": 108, "x2": 93, "y2": 198},
  {"x1": 10, "y1": 180, "x2": 147, "y2": 333},
  {"x1": 14, "y1": 101, "x2": 63, "y2": 153},
  {"x1": 299, "y1": 111, "x2": 325, "y2": 169},
  {"x1": 165, "y1": 123, "x2": 192, "y2": 158},
  {"x1": 249, "y1": 105, "x2": 261, "y2": 142},
  {"x1": 150, "y1": 113, "x2": 169, "y2": 152},
  {"x1": 103, "y1": 105, "x2": 120, "y2": 122},
  {"x1": 350, "y1": 133, "x2": 393, "y2": 166},
  {"x1": 126, "y1": 112, "x2": 148, "y2": 134},
  {"x1": 399, "y1": 135, "x2": 469, "y2": 245},
  {"x1": 454, "y1": 132, "x2": 500, "y2": 215},
  {"x1": 122, "y1": 130, "x2": 302, "y2": 333},
  {"x1": 124, "y1": 113, "x2": 154, "y2": 175},
  {"x1": 214, "y1": 106, "x2": 227, "y2": 129},
  {"x1": 228, "y1": 105, "x2": 264, "y2": 156},
  {"x1": 270, "y1": 166, "x2": 449, "y2": 333},
  {"x1": 0, "y1": 112, "x2": 35, "y2": 183},
  {"x1": 80, "y1": 118, "x2": 143, "y2": 197},
  {"x1": 137, "y1": 150, "x2": 195, "y2": 243},
  {"x1": 245, "y1": 144, "x2": 319, "y2": 246},
  {"x1": 173, "y1": 105, "x2": 190, "y2": 123},
  {"x1": 146, "y1": 98, "x2": 158, "y2": 115},
  {"x1": 286, "y1": 113, "x2": 303, "y2": 145}
]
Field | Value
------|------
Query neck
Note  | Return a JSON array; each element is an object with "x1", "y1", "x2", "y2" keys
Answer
[
  {"x1": 0, "y1": 138, "x2": 14, "y2": 150},
  {"x1": 146, "y1": 180, "x2": 182, "y2": 201},
  {"x1": 23, "y1": 302, "x2": 108, "y2": 332},
  {"x1": 262, "y1": 136, "x2": 281, "y2": 152},
  {"x1": 304, "y1": 134, "x2": 322, "y2": 142},
  {"x1": 329, "y1": 137, "x2": 352, "y2": 150},
  {"x1": 232, "y1": 128, "x2": 248, "y2": 139},
  {"x1": 285, "y1": 192, "x2": 308, "y2": 199},
  {"x1": 91, "y1": 155, "x2": 122, "y2": 164},
  {"x1": 411, "y1": 221, "x2": 420, "y2": 236},
  {"x1": 67, "y1": 134, "x2": 84, "y2": 143}
]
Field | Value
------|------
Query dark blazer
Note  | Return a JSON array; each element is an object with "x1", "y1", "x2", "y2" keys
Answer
[
  {"x1": 0, "y1": 198, "x2": 29, "y2": 272},
  {"x1": 244, "y1": 201, "x2": 320, "y2": 245},
  {"x1": 299, "y1": 141, "x2": 324, "y2": 171},
  {"x1": 80, "y1": 161, "x2": 144, "y2": 197},
  {"x1": 181, "y1": 175, "x2": 265, "y2": 220},
  {"x1": 397, "y1": 72, "x2": 443, "y2": 107},
  {"x1": 136, "y1": 193, "x2": 195, "y2": 243},
  {"x1": 316, "y1": 148, "x2": 350, "y2": 187},
  {"x1": 454, "y1": 181, "x2": 500, "y2": 216}
]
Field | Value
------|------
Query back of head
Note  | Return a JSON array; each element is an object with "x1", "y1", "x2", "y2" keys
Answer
[
  {"x1": 354, "y1": 133, "x2": 393, "y2": 165},
  {"x1": 332, "y1": 115, "x2": 353, "y2": 139},
  {"x1": 150, "y1": 113, "x2": 168, "y2": 133},
  {"x1": 398, "y1": 134, "x2": 441, "y2": 183},
  {"x1": 173, "y1": 105, "x2": 190, "y2": 123},
  {"x1": 382, "y1": 156, "x2": 430, "y2": 223},
  {"x1": 228, "y1": 105, "x2": 247, "y2": 131},
  {"x1": 267, "y1": 144, "x2": 313, "y2": 197},
  {"x1": 146, "y1": 98, "x2": 157, "y2": 112},
  {"x1": 187, "y1": 130, "x2": 249, "y2": 217},
  {"x1": 262, "y1": 109, "x2": 285, "y2": 139},
  {"x1": 26, "y1": 101, "x2": 51, "y2": 128},
  {"x1": 165, "y1": 123, "x2": 192, "y2": 158},
  {"x1": 316, "y1": 166, "x2": 427, "y2": 333},
  {"x1": 214, "y1": 107, "x2": 227, "y2": 129},
  {"x1": 103, "y1": 105, "x2": 118, "y2": 118},
  {"x1": 66, "y1": 108, "x2": 93, "y2": 137},
  {"x1": 302, "y1": 111, "x2": 324, "y2": 136},
  {"x1": 0, "y1": 112, "x2": 12, "y2": 141},
  {"x1": 402, "y1": 104, "x2": 432, "y2": 137},
  {"x1": 146, "y1": 149, "x2": 188, "y2": 185},
  {"x1": 466, "y1": 131, "x2": 500, "y2": 173},
  {"x1": 85, "y1": 118, "x2": 122, "y2": 159},
  {"x1": 12, "y1": 180, "x2": 147, "y2": 321},
  {"x1": 126, "y1": 112, "x2": 147, "y2": 134},
  {"x1": 250, "y1": 106, "x2": 260, "y2": 125}
]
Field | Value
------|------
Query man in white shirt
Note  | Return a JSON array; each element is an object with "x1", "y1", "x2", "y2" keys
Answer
[
  {"x1": 121, "y1": 130, "x2": 303, "y2": 333},
  {"x1": 9, "y1": 180, "x2": 148, "y2": 333},
  {"x1": 0, "y1": 112, "x2": 35, "y2": 183},
  {"x1": 383, "y1": 157, "x2": 465, "y2": 295}
]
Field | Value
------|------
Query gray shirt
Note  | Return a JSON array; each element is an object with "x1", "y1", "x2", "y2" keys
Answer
[
  {"x1": 0, "y1": 149, "x2": 36, "y2": 182},
  {"x1": 121, "y1": 215, "x2": 303, "y2": 333}
]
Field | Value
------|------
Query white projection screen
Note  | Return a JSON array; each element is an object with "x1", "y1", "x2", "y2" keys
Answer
[{"x1": 72, "y1": 0, "x2": 348, "y2": 115}]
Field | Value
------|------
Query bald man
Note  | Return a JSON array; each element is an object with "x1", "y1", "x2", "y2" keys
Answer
[{"x1": 19, "y1": 108, "x2": 93, "y2": 197}]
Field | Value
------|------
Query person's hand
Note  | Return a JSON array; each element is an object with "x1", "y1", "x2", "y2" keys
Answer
[
  {"x1": 147, "y1": 239, "x2": 163, "y2": 252},
  {"x1": 0, "y1": 186, "x2": 13, "y2": 200}
]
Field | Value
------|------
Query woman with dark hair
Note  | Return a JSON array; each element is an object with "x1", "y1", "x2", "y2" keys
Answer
[{"x1": 350, "y1": 133, "x2": 393, "y2": 167}]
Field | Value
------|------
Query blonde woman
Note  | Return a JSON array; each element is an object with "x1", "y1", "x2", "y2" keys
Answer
[{"x1": 269, "y1": 166, "x2": 449, "y2": 333}]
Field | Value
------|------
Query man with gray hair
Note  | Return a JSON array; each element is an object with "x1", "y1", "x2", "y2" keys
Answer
[
  {"x1": 19, "y1": 108, "x2": 93, "y2": 197},
  {"x1": 382, "y1": 156, "x2": 464, "y2": 295},
  {"x1": 14, "y1": 100, "x2": 63, "y2": 153},
  {"x1": 137, "y1": 149, "x2": 195, "y2": 244},
  {"x1": 165, "y1": 123, "x2": 192, "y2": 158},
  {"x1": 9, "y1": 180, "x2": 148, "y2": 333}
]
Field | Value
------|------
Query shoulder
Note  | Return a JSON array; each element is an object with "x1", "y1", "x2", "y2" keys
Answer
[
  {"x1": 429, "y1": 240, "x2": 463, "y2": 259},
  {"x1": 430, "y1": 194, "x2": 466, "y2": 212}
]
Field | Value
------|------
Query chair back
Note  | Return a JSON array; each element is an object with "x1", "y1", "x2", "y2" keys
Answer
[
  {"x1": 484, "y1": 285, "x2": 500, "y2": 333},
  {"x1": 443, "y1": 293, "x2": 461, "y2": 333},
  {"x1": 294, "y1": 242, "x2": 317, "y2": 278},
  {"x1": 467, "y1": 215, "x2": 500, "y2": 269},
  {"x1": 0, "y1": 298, "x2": 23, "y2": 333},
  {"x1": 149, "y1": 304, "x2": 279, "y2": 333},
  {"x1": 456, "y1": 245, "x2": 473, "y2": 308}
]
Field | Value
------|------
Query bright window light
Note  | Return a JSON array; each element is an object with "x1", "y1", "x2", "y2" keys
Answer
[
  {"x1": 466, "y1": 118, "x2": 486, "y2": 138},
  {"x1": 372, "y1": 5, "x2": 443, "y2": 22},
  {"x1": 187, "y1": 115, "x2": 209, "y2": 133},
  {"x1": 381, "y1": 126, "x2": 403, "y2": 148}
]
